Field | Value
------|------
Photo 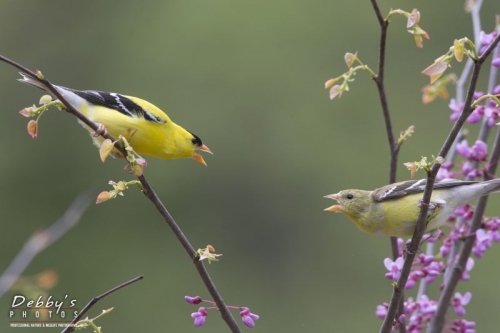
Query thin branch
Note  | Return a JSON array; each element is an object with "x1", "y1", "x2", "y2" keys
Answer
[
  {"x1": 370, "y1": 0, "x2": 385, "y2": 26},
  {"x1": 473, "y1": 18, "x2": 498, "y2": 148},
  {"x1": 455, "y1": 0, "x2": 483, "y2": 103},
  {"x1": 428, "y1": 127, "x2": 500, "y2": 333},
  {"x1": 0, "y1": 55, "x2": 241, "y2": 332},
  {"x1": 370, "y1": 0, "x2": 401, "y2": 261},
  {"x1": 137, "y1": 174, "x2": 239, "y2": 328},
  {"x1": 442, "y1": 11, "x2": 500, "y2": 287},
  {"x1": 61, "y1": 276, "x2": 143, "y2": 333},
  {"x1": 369, "y1": 2, "x2": 406, "y2": 331},
  {"x1": 427, "y1": 36, "x2": 500, "y2": 333},
  {"x1": 0, "y1": 55, "x2": 129, "y2": 157},
  {"x1": 0, "y1": 192, "x2": 92, "y2": 298},
  {"x1": 471, "y1": 0, "x2": 484, "y2": 44},
  {"x1": 379, "y1": 32, "x2": 500, "y2": 333},
  {"x1": 370, "y1": 0, "x2": 398, "y2": 183}
]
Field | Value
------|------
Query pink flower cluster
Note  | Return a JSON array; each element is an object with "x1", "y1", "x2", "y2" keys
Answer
[
  {"x1": 185, "y1": 295, "x2": 259, "y2": 328},
  {"x1": 376, "y1": 294, "x2": 475, "y2": 333},
  {"x1": 376, "y1": 36, "x2": 500, "y2": 331},
  {"x1": 449, "y1": 85, "x2": 500, "y2": 127}
]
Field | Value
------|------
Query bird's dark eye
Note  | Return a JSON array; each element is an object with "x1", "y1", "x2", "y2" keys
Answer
[
  {"x1": 346, "y1": 193, "x2": 354, "y2": 200},
  {"x1": 190, "y1": 133, "x2": 203, "y2": 147}
]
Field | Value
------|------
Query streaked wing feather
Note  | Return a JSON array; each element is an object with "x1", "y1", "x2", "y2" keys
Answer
[
  {"x1": 373, "y1": 179, "x2": 479, "y2": 202},
  {"x1": 66, "y1": 88, "x2": 166, "y2": 123}
]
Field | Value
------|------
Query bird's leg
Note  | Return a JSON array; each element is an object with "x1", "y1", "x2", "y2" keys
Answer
[
  {"x1": 92, "y1": 123, "x2": 108, "y2": 137},
  {"x1": 107, "y1": 130, "x2": 137, "y2": 160},
  {"x1": 418, "y1": 199, "x2": 445, "y2": 223},
  {"x1": 125, "y1": 128, "x2": 137, "y2": 140},
  {"x1": 414, "y1": 199, "x2": 445, "y2": 248}
]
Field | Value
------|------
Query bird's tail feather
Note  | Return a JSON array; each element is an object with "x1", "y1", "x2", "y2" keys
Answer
[
  {"x1": 484, "y1": 178, "x2": 500, "y2": 195},
  {"x1": 18, "y1": 72, "x2": 49, "y2": 92}
]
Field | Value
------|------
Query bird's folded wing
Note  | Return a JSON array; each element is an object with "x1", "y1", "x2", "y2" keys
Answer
[
  {"x1": 65, "y1": 88, "x2": 166, "y2": 124},
  {"x1": 372, "y1": 179, "x2": 479, "y2": 202}
]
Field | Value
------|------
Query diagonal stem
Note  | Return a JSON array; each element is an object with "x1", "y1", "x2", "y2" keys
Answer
[
  {"x1": 379, "y1": 32, "x2": 500, "y2": 333},
  {"x1": 428, "y1": 126, "x2": 500, "y2": 333},
  {"x1": 0, "y1": 193, "x2": 92, "y2": 298},
  {"x1": 0, "y1": 54, "x2": 242, "y2": 333},
  {"x1": 61, "y1": 276, "x2": 143, "y2": 333},
  {"x1": 369, "y1": 1, "x2": 406, "y2": 331},
  {"x1": 138, "y1": 175, "x2": 240, "y2": 330}
]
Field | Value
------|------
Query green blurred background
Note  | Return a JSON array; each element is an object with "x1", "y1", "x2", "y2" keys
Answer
[{"x1": 1, "y1": 0, "x2": 499, "y2": 332}]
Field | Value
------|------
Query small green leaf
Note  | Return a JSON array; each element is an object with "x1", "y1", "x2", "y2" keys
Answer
[
  {"x1": 39, "y1": 95, "x2": 52, "y2": 105},
  {"x1": 422, "y1": 61, "x2": 448, "y2": 84},
  {"x1": 35, "y1": 70, "x2": 44, "y2": 80},
  {"x1": 344, "y1": 52, "x2": 357, "y2": 68},
  {"x1": 453, "y1": 39, "x2": 464, "y2": 62},
  {"x1": 99, "y1": 139, "x2": 114, "y2": 163}
]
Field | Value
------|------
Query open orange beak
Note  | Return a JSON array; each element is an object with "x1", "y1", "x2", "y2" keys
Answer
[
  {"x1": 194, "y1": 144, "x2": 213, "y2": 166},
  {"x1": 324, "y1": 193, "x2": 342, "y2": 212}
]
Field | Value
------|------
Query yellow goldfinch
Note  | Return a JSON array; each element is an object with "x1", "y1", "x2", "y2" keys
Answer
[
  {"x1": 324, "y1": 178, "x2": 500, "y2": 237},
  {"x1": 18, "y1": 73, "x2": 212, "y2": 165}
]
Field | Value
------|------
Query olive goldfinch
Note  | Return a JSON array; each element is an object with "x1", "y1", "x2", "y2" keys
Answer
[
  {"x1": 324, "y1": 178, "x2": 500, "y2": 237},
  {"x1": 19, "y1": 73, "x2": 212, "y2": 165}
]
